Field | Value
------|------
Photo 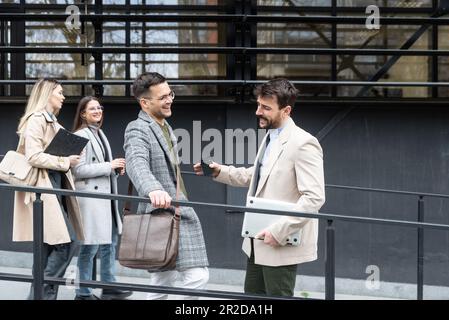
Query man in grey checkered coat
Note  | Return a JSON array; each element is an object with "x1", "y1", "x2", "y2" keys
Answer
[{"x1": 124, "y1": 72, "x2": 209, "y2": 300}]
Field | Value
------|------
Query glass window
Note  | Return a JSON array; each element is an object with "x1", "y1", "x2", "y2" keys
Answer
[
  {"x1": 438, "y1": 26, "x2": 449, "y2": 97},
  {"x1": 257, "y1": 22, "x2": 332, "y2": 96},
  {"x1": 18, "y1": 4, "x2": 223, "y2": 96},
  {"x1": 0, "y1": 0, "x2": 444, "y2": 98},
  {"x1": 337, "y1": 0, "x2": 432, "y2": 6},
  {"x1": 258, "y1": 0, "x2": 331, "y2": 5}
]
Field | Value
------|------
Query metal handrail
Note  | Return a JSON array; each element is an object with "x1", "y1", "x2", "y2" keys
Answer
[
  {"x1": 182, "y1": 171, "x2": 449, "y2": 199},
  {"x1": 0, "y1": 272, "x2": 302, "y2": 300},
  {"x1": 0, "y1": 3, "x2": 441, "y2": 15},
  {"x1": 1, "y1": 13, "x2": 449, "y2": 25},
  {"x1": 326, "y1": 184, "x2": 449, "y2": 199},
  {"x1": 2, "y1": 46, "x2": 449, "y2": 56},
  {"x1": 1, "y1": 79, "x2": 449, "y2": 87},
  {"x1": 0, "y1": 182, "x2": 446, "y2": 230},
  {"x1": 0, "y1": 181, "x2": 448, "y2": 300}
]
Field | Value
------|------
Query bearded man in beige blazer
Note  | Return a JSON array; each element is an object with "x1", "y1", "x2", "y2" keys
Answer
[{"x1": 194, "y1": 78, "x2": 325, "y2": 297}]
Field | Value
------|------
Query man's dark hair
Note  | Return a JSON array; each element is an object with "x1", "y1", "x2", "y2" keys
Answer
[
  {"x1": 254, "y1": 78, "x2": 298, "y2": 109},
  {"x1": 132, "y1": 72, "x2": 166, "y2": 101}
]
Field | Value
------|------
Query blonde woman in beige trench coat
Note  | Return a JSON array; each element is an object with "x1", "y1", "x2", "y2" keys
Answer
[{"x1": 13, "y1": 78, "x2": 85, "y2": 300}]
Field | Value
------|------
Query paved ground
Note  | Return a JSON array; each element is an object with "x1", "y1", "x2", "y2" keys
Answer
[{"x1": 0, "y1": 266, "x2": 396, "y2": 300}]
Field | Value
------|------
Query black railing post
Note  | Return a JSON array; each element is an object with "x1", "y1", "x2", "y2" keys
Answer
[
  {"x1": 331, "y1": 0, "x2": 337, "y2": 98},
  {"x1": 431, "y1": 0, "x2": 439, "y2": 98},
  {"x1": 92, "y1": 253, "x2": 97, "y2": 281},
  {"x1": 417, "y1": 196, "x2": 424, "y2": 300},
  {"x1": 125, "y1": 0, "x2": 130, "y2": 97},
  {"x1": 32, "y1": 193, "x2": 44, "y2": 300},
  {"x1": 325, "y1": 219, "x2": 335, "y2": 300},
  {"x1": 93, "y1": 0, "x2": 103, "y2": 97}
]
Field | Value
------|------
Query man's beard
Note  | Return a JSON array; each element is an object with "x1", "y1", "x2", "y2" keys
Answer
[{"x1": 258, "y1": 116, "x2": 280, "y2": 129}]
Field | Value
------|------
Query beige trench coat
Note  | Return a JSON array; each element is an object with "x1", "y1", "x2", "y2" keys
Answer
[
  {"x1": 215, "y1": 117, "x2": 325, "y2": 267},
  {"x1": 13, "y1": 112, "x2": 84, "y2": 245}
]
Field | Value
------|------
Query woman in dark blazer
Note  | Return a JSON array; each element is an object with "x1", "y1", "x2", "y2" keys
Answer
[{"x1": 71, "y1": 96, "x2": 131, "y2": 300}]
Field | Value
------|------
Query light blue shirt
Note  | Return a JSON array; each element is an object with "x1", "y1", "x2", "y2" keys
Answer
[{"x1": 259, "y1": 126, "x2": 285, "y2": 177}]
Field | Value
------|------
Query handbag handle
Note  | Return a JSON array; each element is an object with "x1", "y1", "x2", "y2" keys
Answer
[
  {"x1": 123, "y1": 165, "x2": 182, "y2": 217},
  {"x1": 16, "y1": 133, "x2": 25, "y2": 153}
]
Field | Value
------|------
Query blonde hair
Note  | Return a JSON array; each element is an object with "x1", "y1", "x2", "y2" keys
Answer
[{"x1": 17, "y1": 78, "x2": 60, "y2": 134}]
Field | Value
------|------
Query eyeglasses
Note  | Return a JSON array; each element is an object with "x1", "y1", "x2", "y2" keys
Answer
[
  {"x1": 141, "y1": 90, "x2": 175, "y2": 103},
  {"x1": 86, "y1": 105, "x2": 104, "y2": 112}
]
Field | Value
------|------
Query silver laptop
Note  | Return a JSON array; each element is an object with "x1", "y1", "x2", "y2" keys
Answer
[{"x1": 241, "y1": 196, "x2": 302, "y2": 246}]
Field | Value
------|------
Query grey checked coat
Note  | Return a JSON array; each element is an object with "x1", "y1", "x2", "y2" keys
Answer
[{"x1": 123, "y1": 110, "x2": 208, "y2": 270}]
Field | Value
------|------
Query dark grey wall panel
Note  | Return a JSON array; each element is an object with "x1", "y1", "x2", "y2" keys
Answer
[
  {"x1": 1, "y1": 102, "x2": 449, "y2": 287},
  {"x1": 317, "y1": 106, "x2": 449, "y2": 286}
]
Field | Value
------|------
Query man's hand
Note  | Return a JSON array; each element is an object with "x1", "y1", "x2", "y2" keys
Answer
[
  {"x1": 255, "y1": 229, "x2": 280, "y2": 247},
  {"x1": 148, "y1": 190, "x2": 172, "y2": 209},
  {"x1": 193, "y1": 162, "x2": 221, "y2": 178}
]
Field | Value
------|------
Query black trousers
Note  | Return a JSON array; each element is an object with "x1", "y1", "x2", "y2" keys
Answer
[
  {"x1": 28, "y1": 170, "x2": 79, "y2": 300},
  {"x1": 28, "y1": 241, "x2": 79, "y2": 300}
]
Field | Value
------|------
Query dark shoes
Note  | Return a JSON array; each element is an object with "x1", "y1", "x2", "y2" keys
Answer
[
  {"x1": 75, "y1": 294, "x2": 100, "y2": 300},
  {"x1": 101, "y1": 289, "x2": 133, "y2": 300},
  {"x1": 74, "y1": 290, "x2": 133, "y2": 300}
]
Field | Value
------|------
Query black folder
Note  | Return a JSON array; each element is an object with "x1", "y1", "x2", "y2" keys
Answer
[{"x1": 44, "y1": 128, "x2": 89, "y2": 157}]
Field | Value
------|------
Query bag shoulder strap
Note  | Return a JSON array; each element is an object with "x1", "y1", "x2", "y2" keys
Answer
[
  {"x1": 15, "y1": 134, "x2": 24, "y2": 153},
  {"x1": 123, "y1": 166, "x2": 182, "y2": 217},
  {"x1": 123, "y1": 180, "x2": 134, "y2": 216},
  {"x1": 15, "y1": 112, "x2": 49, "y2": 153}
]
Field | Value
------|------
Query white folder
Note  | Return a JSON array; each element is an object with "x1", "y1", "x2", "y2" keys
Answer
[{"x1": 241, "y1": 196, "x2": 302, "y2": 246}]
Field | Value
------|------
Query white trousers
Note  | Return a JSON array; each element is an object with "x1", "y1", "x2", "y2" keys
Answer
[{"x1": 146, "y1": 267, "x2": 209, "y2": 300}]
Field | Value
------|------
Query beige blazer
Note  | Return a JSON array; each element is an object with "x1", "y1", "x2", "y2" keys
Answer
[
  {"x1": 215, "y1": 117, "x2": 325, "y2": 266},
  {"x1": 13, "y1": 112, "x2": 84, "y2": 245}
]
